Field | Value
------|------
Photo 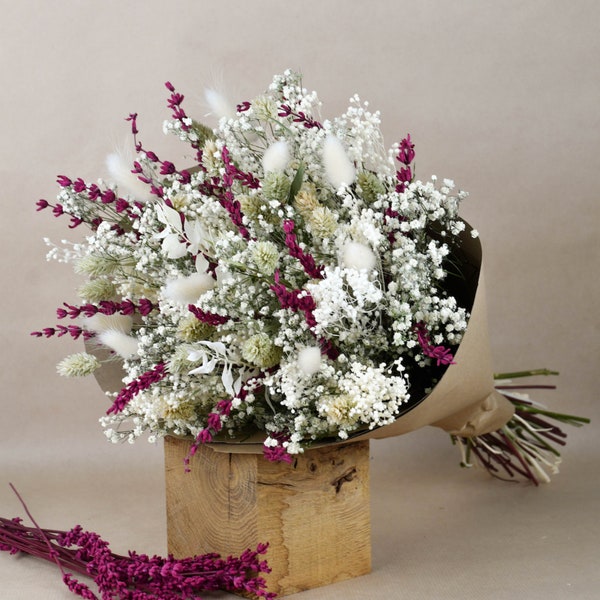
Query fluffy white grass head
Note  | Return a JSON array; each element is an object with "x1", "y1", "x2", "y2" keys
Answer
[
  {"x1": 323, "y1": 135, "x2": 356, "y2": 189},
  {"x1": 163, "y1": 273, "x2": 216, "y2": 305},
  {"x1": 204, "y1": 88, "x2": 236, "y2": 121},
  {"x1": 98, "y1": 330, "x2": 139, "y2": 359},
  {"x1": 297, "y1": 346, "x2": 322, "y2": 376},
  {"x1": 106, "y1": 148, "x2": 153, "y2": 202},
  {"x1": 84, "y1": 313, "x2": 133, "y2": 334},
  {"x1": 262, "y1": 141, "x2": 290, "y2": 173},
  {"x1": 342, "y1": 241, "x2": 377, "y2": 272}
]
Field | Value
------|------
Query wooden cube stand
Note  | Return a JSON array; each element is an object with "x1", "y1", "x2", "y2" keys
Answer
[{"x1": 164, "y1": 437, "x2": 371, "y2": 597}]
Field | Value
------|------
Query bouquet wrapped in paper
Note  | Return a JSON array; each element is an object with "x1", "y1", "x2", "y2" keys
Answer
[
  {"x1": 34, "y1": 70, "x2": 585, "y2": 483},
  {"x1": 13, "y1": 70, "x2": 589, "y2": 599}
]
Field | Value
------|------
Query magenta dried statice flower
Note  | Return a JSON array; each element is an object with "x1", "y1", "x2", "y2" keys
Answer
[
  {"x1": 277, "y1": 103, "x2": 323, "y2": 129},
  {"x1": 414, "y1": 322, "x2": 456, "y2": 366},
  {"x1": 282, "y1": 219, "x2": 324, "y2": 279},
  {"x1": 30, "y1": 325, "x2": 95, "y2": 340},
  {"x1": 56, "y1": 300, "x2": 155, "y2": 320},
  {"x1": 106, "y1": 363, "x2": 167, "y2": 416},
  {"x1": 395, "y1": 133, "x2": 415, "y2": 193}
]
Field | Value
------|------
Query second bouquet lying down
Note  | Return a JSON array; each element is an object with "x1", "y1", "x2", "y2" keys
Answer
[{"x1": 35, "y1": 71, "x2": 585, "y2": 480}]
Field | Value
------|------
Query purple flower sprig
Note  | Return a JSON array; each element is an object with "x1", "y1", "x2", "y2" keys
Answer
[
  {"x1": 395, "y1": 134, "x2": 415, "y2": 193},
  {"x1": 414, "y1": 322, "x2": 456, "y2": 366},
  {"x1": 270, "y1": 270, "x2": 318, "y2": 329},
  {"x1": 188, "y1": 305, "x2": 230, "y2": 326},
  {"x1": 31, "y1": 325, "x2": 94, "y2": 341},
  {"x1": 282, "y1": 219, "x2": 324, "y2": 280},
  {"x1": 221, "y1": 146, "x2": 261, "y2": 190},
  {"x1": 263, "y1": 432, "x2": 294, "y2": 464},
  {"x1": 165, "y1": 81, "x2": 191, "y2": 135},
  {"x1": 1, "y1": 484, "x2": 275, "y2": 599},
  {"x1": 129, "y1": 147, "x2": 194, "y2": 200},
  {"x1": 195, "y1": 146, "x2": 262, "y2": 241},
  {"x1": 184, "y1": 398, "x2": 235, "y2": 471},
  {"x1": 277, "y1": 104, "x2": 323, "y2": 129},
  {"x1": 126, "y1": 107, "x2": 194, "y2": 201},
  {"x1": 56, "y1": 300, "x2": 155, "y2": 320},
  {"x1": 37, "y1": 176, "x2": 141, "y2": 234},
  {"x1": 269, "y1": 272, "x2": 338, "y2": 361},
  {"x1": 32, "y1": 300, "x2": 155, "y2": 343},
  {"x1": 106, "y1": 363, "x2": 167, "y2": 416},
  {"x1": 36, "y1": 198, "x2": 87, "y2": 230}
]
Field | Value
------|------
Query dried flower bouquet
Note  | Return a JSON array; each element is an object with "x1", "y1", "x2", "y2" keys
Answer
[
  {"x1": 3, "y1": 69, "x2": 587, "y2": 600},
  {"x1": 32, "y1": 70, "x2": 585, "y2": 477}
]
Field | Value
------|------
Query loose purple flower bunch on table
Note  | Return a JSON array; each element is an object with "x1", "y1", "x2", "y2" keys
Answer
[{"x1": 1, "y1": 485, "x2": 274, "y2": 599}]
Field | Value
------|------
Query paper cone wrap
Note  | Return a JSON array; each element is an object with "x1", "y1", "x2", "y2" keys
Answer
[{"x1": 353, "y1": 270, "x2": 514, "y2": 440}]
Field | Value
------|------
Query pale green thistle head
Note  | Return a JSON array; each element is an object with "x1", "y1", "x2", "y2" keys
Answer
[
  {"x1": 191, "y1": 120, "x2": 215, "y2": 148},
  {"x1": 262, "y1": 172, "x2": 291, "y2": 202},
  {"x1": 252, "y1": 95, "x2": 279, "y2": 121},
  {"x1": 239, "y1": 194, "x2": 262, "y2": 220},
  {"x1": 251, "y1": 241, "x2": 279, "y2": 275},
  {"x1": 241, "y1": 333, "x2": 282, "y2": 369},
  {"x1": 176, "y1": 316, "x2": 214, "y2": 342},
  {"x1": 168, "y1": 345, "x2": 200, "y2": 374},
  {"x1": 307, "y1": 206, "x2": 338, "y2": 238},
  {"x1": 293, "y1": 183, "x2": 320, "y2": 217}
]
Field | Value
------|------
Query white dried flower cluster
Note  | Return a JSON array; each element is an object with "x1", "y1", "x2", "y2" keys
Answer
[{"x1": 44, "y1": 71, "x2": 475, "y2": 457}]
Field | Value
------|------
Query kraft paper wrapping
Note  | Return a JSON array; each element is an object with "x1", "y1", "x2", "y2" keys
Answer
[
  {"x1": 90, "y1": 229, "x2": 514, "y2": 454},
  {"x1": 353, "y1": 270, "x2": 515, "y2": 441}
]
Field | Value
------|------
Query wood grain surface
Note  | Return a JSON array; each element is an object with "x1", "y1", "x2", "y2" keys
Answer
[{"x1": 165, "y1": 437, "x2": 371, "y2": 596}]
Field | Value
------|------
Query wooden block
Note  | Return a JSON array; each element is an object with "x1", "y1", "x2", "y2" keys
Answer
[{"x1": 164, "y1": 437, "x2": 371, "y2": 597}]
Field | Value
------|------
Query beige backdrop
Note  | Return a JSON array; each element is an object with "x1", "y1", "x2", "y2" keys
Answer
[{"x1": 1, "y1": 1, "x2": 598, "y2": 598}]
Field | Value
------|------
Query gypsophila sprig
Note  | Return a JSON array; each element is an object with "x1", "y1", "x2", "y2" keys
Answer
[{"x1": 35, "y1": 70, "x2": 474, "y2": 463}]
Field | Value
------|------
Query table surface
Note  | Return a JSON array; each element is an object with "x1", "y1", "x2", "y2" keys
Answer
[{"x1": 1, "y1": 423, "x2": 598, "y2": 599}]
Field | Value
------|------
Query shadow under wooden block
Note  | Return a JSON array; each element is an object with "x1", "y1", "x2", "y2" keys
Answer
[{"x1": 165, "y1": 437, "x2": 371, "y2": 597}]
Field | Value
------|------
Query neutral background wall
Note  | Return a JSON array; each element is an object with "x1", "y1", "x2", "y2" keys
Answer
[{"x1": 1, "y1": 1, "x2": 598, "y2": 598}]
